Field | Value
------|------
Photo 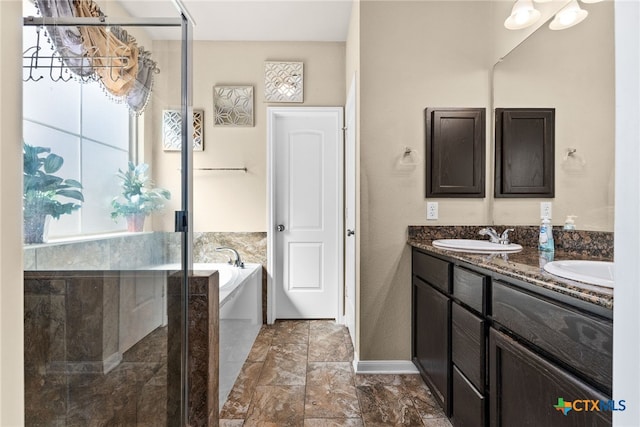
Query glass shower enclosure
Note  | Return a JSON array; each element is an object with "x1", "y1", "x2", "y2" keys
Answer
[{"x1": 22, "y1": 1, "x2": 195, "y2": 425}]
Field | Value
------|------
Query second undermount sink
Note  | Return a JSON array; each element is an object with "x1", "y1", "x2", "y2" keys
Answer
[
  {"x1": 543, "y1": 260, "x2": 614, "y2": 288},
  {"x1": 432, "y1": 239, "x2": 523, "y2": 253}
]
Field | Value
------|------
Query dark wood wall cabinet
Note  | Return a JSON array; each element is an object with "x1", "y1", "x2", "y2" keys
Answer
[
  {"x1": 411, "y1": 247, "x2": 612, "y2": 427},
  {"x1": 425, "y1": 108, "x2": 486, "y2": 198},
  {"x1": 495, "y1": 108, "x2": 555, "y2": 198}
]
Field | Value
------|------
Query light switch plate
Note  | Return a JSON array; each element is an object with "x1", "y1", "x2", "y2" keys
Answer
[
  {"x1": 427, "y1": 202, "x2": 438, "y2": 220},
  {"x1": 540, "y1": 202, "x2": 552, "y2": 219}
]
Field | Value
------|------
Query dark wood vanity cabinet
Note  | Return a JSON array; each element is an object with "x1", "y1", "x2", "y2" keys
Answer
[
  {"x1": 411, "y1": 247, "x2": 613, "y2": 427},
  {"x1": 412, "y1": 249, "x2": 452, "y2": 415}
]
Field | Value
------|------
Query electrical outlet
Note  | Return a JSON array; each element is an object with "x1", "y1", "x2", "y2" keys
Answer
[
  {"x1": 427, "y1": 202, "x2": 439, "y2": 220},
  {"x1": 540, "y1": 202, "x2": 552, "y2": 219}
]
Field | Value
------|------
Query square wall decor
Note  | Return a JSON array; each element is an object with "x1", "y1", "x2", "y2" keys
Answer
[
  {"x1": 264, "y1": 61, "x2": 304, "y2": 103},
  {"x1": 213, "y1": 86, "x2": 254, "y2": 127},
  {"x1": 162, "y1": 109, "x2": 204, "y2": 151}
]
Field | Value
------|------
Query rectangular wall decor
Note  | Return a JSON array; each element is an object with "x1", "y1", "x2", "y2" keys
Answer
[
  {"x1": 495, "y1": 108, "x2": 555, "y2": 198},
  {"x1": 162, "y1": 109, "x2": 204, "y2": 151},
  {"x1": 425, "y1": 108, "x2": 486, "y2": 198},
  {"x1": 264, "y1": 61, "x2": 304, "y2": 103},
  {"x1": 213, "y1": 85, "x2": 254, "y2": 127}
]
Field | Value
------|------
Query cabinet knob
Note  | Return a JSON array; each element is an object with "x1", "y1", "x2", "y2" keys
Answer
[{"x1": 277, "y1": 224, "x2": 285, "y2": 232}]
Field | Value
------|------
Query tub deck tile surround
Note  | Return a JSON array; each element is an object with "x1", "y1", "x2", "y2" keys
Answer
[
  {"x1": 220, "y1": 320, "x2": 451, "y2": 426},
  {"x1": 408, "y1": 225, "x2": 614, "y2": 309},
  {"x1": 168, "y1": 271, "x2": 219, "y2": 427}
]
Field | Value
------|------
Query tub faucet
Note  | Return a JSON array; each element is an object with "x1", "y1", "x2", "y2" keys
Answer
[
  {"x1": 479, "y1": 227, "x2": 514, "y2": 245},
  {"x1": 215, "y1": 247, "x2": 244, "y2": 268}
]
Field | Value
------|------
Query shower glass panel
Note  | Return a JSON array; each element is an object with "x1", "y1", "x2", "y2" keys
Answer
[{"x1": 22, "y1": 1, "x2": 192, "y2": 425}]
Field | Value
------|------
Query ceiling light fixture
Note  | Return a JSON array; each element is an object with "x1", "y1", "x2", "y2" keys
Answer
[
  {"x1": 504, "y1": 0, "x2": 542, "y2": 30},
  {"x1": 549, "y1": 0, "x2": 589, "y2": 30}
]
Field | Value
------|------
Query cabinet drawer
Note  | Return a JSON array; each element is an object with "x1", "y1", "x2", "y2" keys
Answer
[
  {"x1": 412, "y1": 249, "x2": 450, "y2": 293},
  {"x1": 492, "y1": 281, "x2": 612, "y2": 392},
  {"x1": 452, "y1": 302, "x2": 484, "y2": 391},
  {"x1": 452, "y1": 365, "x2": 485, "y2": 427},
  {"x1": 453, "y1": 266, "x2": 486, "y2": 313}
]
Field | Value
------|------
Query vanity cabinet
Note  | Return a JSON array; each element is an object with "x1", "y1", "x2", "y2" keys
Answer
[
  {"x1": 412, "y1": 249, "x2": 452, "y2": 415},
  {"x1": 410, "y1": 247, "x2": 613, "y2": 427}
]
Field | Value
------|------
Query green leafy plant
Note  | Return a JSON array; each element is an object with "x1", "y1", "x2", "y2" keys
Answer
[
  {"x1": 23, "y1": 143, "x2": 84, "y2": 243},
  {"x1": 110, "y1": 162, "x2": 171, "y2": 225}
]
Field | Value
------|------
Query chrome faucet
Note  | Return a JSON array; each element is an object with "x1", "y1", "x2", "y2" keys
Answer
[
  {"x1": 215, "y1": 247, "x2": 244, "y2": 268},
  {"x1": 479, "y1": 227, "x2": 514, "y2": 245}
]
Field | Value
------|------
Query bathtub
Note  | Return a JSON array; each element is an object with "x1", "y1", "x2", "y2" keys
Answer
[{"x1": 156, "y1": 262, "x2": 262, "y2": 409}]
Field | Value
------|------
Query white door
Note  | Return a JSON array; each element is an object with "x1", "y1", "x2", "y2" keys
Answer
[
  {"x1": 268, "y1": 107, "x2": 343, "y2": 320},
  {"x1": 344, "y1": 76, "x2": 357, "y2": 346}
]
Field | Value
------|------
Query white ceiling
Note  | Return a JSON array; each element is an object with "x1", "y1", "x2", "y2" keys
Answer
[{"x1": 117, "y1": 0, "x2": 353, "y2": 42}]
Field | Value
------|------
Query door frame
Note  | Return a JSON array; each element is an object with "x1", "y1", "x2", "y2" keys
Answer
[
  {"x1": 267, "y1": 106, "x2": 344, "y2": 324},
  {"x1": 344, "y1": 73, "x2": 358, "y2": 347}
]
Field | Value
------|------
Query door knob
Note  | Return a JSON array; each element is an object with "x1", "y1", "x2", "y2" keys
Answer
[
  {"x1": 347, "y1": 229, "x2": 355, "y2": 236},
  {"x1": 277, "y1": 224, "x2": 285, "y2": 232}
]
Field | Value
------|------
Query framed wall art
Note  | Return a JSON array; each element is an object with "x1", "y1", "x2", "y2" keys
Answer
[
  {"x1": 264, "y1": 61, "x2": 304, "y2": 103},
  {"x1": 213, "y1": 85, "x2": 254, "y2": 127},
  {"x1": 162, "y1": 109, "x2": 204, "y2": 151}
]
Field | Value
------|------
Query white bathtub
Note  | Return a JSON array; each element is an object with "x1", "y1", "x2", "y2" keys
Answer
[{"x1": 154, "y1": 262, "x2": 262, "y2": 409}]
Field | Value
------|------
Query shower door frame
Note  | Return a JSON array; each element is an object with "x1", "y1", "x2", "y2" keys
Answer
[{"x1": 23, "y1": 12, "x2": 194, "y2": 427}]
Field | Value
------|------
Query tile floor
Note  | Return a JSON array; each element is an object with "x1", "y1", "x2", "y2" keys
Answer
[{"x1": 220, "y1": 320, "x2": 452, "y2": 426}]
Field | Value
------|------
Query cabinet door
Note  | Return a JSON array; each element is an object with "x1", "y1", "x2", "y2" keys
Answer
[
  {"x1": 425, "y1": 108, "x2": 486, "y2": 198},
  {"x1": 489, "y1": 328, "x2": 611, "y2": 427},
  {"x1": 495, "y1": 108, "x2": 555, "y2": 198},
  {"x1": 413, "y1": 278, "x2": 451, "y2": 415}
]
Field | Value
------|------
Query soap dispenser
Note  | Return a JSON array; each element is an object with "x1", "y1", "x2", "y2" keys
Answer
[
  {"x1": 563, "y1": 215, "x2": 577, "y2": 231},
  {"x1": 539, "y1": 216, "x2": 555, "y2": 252}
]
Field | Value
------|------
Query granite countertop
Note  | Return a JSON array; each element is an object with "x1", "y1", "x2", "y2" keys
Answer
[{"x1": 407, "y1": 226, "x2": 614, "y2": 311}]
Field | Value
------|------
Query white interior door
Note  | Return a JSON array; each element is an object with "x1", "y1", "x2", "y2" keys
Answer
[
  {"x1": 345, "y1": 76, "x2": 357, "y2": 346},
  {"x1": 268, "y1": 107, "x2": 343, "y2": 320}
]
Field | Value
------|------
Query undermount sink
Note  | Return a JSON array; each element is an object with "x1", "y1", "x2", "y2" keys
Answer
[
  {"x1": 432, "y1": 239, "x2": 523, "y2": 253},
  {"x1": 543, "y1": 260, "x2": 614, "y2": 288}
]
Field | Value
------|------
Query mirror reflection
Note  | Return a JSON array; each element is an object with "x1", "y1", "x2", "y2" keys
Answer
[{"x1": 492, "y1": 1, "x2": 614, "y2": 231}]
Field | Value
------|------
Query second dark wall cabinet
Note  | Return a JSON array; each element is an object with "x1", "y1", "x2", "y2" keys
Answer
[{"x1": 495, "y1": 108, "x2": 555, "y2": 198}]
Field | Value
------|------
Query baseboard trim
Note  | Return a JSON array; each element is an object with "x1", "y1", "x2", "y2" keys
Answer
[{"x1": 354, "y1": 360, "x2": 419, "y2": 374}]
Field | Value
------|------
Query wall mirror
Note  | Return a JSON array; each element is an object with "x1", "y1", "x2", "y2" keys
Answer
[{"x1": 491, "y1": 0, "x2": 614, "y2": 231}]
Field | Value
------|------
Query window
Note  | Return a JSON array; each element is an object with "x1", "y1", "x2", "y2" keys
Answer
[{"x1": 23, "y1": 10, "x2": 132, "y2": 239}]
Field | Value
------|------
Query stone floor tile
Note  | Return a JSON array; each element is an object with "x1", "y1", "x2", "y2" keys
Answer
[
  {"x1": 220, "y1": 362, "x2": 264, "y2": 418},
  {"x1": 257, "y1": 343, "x2": 308, "y2": 386},
  {"x1": 305, "y1": 363, "x2": 360, "y2": 418},
  {"x1": 244, "y1": 385, "x2": 305, "y2": 427}
]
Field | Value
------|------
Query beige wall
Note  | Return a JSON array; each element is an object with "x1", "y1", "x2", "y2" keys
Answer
[
  {"x1": 152, "y1": 40, "x2": 346, "y2": 232},
  {"x1": 493, "y1": 1, "x2": 614, "y2": 231},
  {"x1": 358, "y1": 1, "x2": 492, "y2": 360},
  {"x1": 0, "y1": 1, "x2": 25, "y2": 423}
]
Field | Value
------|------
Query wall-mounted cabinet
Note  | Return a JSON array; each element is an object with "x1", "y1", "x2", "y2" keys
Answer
[
  {"x1": 425, "y1": 108, "x2": 486, "y2": 198},
  {"x1": 495, "y1": 108, "x2": 555, "y2": 198}
]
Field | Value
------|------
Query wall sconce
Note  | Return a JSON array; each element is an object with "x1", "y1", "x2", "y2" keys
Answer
[
  {"x1": 504, "y1": 0, "x2": 541, "y2": 30},
  {"x1": 549, "y1": 0, "x2": 589, "y2": 30}
]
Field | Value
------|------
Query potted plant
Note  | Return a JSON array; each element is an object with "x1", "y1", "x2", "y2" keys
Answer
[
  {"x1": 110, "y1": 162, "x2": 171, "y2": 232},
  {"x1": 23, "y1": 143, "x2": 84, "y2": 244}
]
